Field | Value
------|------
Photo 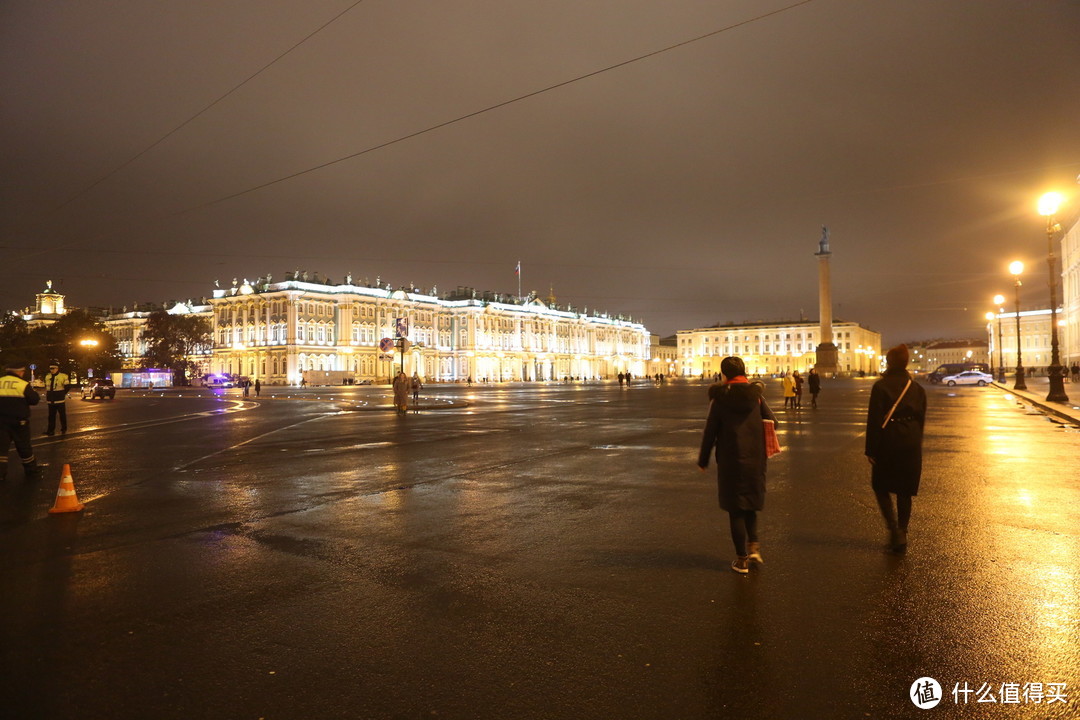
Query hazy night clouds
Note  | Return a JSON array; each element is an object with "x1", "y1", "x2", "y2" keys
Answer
[{"x1": 3, "y1": 0, "x2": 1080, "y2": 343}]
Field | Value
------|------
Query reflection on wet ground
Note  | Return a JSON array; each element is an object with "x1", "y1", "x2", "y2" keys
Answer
[{"x1": 0, "y1": 379, "x2": 1077, "y2": 719}]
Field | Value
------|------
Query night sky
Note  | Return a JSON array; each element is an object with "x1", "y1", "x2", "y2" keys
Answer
[{"x1": 4, "y1": 0, "x2": 1080, "y2": 344}]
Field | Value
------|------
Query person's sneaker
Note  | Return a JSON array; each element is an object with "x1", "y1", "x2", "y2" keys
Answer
[
  {"x1": 747, "y1": 542, "x2": 763, "y2": 564},
  {"x1": 731, "y1": 556, "x2": 750, "y2": 574}
]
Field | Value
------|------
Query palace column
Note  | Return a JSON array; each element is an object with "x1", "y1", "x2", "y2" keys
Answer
[{"x1": 814, "y1": 226, "x2": 840, "y2": 377}]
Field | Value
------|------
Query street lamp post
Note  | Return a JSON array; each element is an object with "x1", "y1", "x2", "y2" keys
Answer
[
  {"x1": 1038, "y1": 192, "x2": 1069, "y2": 402},
  {"x1": 984, "y1": 312, "x2": 995, "y2": 379},
  {"x1": 78, "y1": 338, "x2": 99, "y2": 383},
  {"x1": 993, "y1": 294, "x2": 1006, "y2": 383},
  {"x1": 1009, "y1": 261, "x2": 1026, "y2": 390}
]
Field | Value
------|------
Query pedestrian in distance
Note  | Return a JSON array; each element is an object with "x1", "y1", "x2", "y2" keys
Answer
[
  {"x1": 43, "y1": 360, "x2": 70, "y2": 436},
  {"x1": 242, "y1": 379, "x2": 250, "y2": 397},
  {"x1": 392, "y1": 371, "x2": 410, "y2": 415},
  {"x1": 617, "y1": 372, "x2": 625, "y2": 388},
  {"x1": 254, "y1": 379, "x2": 261, "y2": 397},
  {"x1": 781, "y1": 371, "x2": 796, "y2": 409},
  {"x1": 410, "y1": 374, "x2": 422, "y2": 407},
  {"x1": 0, "y1": 360, "x2": 42, "y2": 480},
  {"x1": 792, "y1": 370, "x2": 804, "y2": 409},
  {"x1": 1071, "y1": 363, "x2": 1079, "y2": 383},
  {"x1": 697, "y1": 355, "x2": 777, "y2": 574},
  {"x1": 807, "y1": 367, "x2": 821, "y2": 408},
  {"x1": 865, "y1": 344, "x2": 927, "y2": 554}
]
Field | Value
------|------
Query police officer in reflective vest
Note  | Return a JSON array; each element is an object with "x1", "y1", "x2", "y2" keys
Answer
[
  {"x1": 44, "y1": 360, "x2": 70, "y2": 436},
  {"x1": 1, "y1": 360, "x2": 41, "y2": 479}
]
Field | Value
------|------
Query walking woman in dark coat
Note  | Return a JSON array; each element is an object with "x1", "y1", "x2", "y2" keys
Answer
[
  {"x1": 698, "y1": 356, "x2": 777, "y2": 574},
  {"x1": 865, "y1": 344, "x2": 927, "y2": 554},
  {"x1": 807, "y1": 367, "x2": 821, "y2": 408}
]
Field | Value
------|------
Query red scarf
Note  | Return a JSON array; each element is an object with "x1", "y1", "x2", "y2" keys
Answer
[{"x1": 725, "y1": 375, "x2": 749, "y2": 385}]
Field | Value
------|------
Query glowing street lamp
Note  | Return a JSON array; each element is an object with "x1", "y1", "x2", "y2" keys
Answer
[
  {"x1": 1038, "y1": 192, "x2": 1069, "y2": 402},
  {"x1": 77, "y1": 338, "x2": 99, "y2": 382},
  {"x1": 1009, "y1": 261, "x2": 1026, "y2": 390},
  {"x1": 992, "y1": 294, "x2": 1006, "y2": 382}
]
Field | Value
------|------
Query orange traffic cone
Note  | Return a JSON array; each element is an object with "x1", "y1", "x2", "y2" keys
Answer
[{"x1": 48, "y1": 463, "x2": 85, "y2": 514}]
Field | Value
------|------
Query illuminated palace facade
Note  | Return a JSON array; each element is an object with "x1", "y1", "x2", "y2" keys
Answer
[
  {"x1": 677, "y1": 319, "x2": 882, "y2": 377},
  {"x1": 208, "y1": 277, "x2": 650, "y2": 384}
]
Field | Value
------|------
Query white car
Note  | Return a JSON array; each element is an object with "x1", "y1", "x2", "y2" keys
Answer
[{"x1": 941, "y1": 370, "x2": 993, "y2": 387}]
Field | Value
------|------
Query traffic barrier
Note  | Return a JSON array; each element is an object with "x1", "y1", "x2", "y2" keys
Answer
[{"x1": 48, "y1": 463, "x2": 85, "y2": 514}]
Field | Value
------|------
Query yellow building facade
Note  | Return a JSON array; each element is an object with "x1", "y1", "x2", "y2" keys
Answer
[
  {"x1": 676, "y1": 320, "x2": 882, "y2": 377},
  {"x1": 209, "y1": 278, "x2": 650, "y2": 384},
  {"x1": 987, "y1": 308, "x2": 1062, "y2": 374}
]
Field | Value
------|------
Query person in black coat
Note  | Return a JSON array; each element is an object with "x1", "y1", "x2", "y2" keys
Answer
[
  {"x1": 807, "y1": 367, "x2": 821, "y2": 408},
  {"x1": 698, "y1": 356, "x2": 777, "y2": 574},
  {"x1": 865, "y1": 344, "x2": 927, "y2": 554}
]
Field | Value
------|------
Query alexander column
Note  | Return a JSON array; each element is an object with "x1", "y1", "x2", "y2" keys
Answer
[{"x1": 814, "y1": 226, "x2": 840, "y2": 377}]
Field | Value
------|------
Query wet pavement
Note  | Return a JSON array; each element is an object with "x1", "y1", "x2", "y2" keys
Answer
[
  {"x1": 987, "y1": 375, "x2": 1080, "y2": 427},
  {"x1": 1, "y1": 378, "x2": 1077, "y2": 719}
]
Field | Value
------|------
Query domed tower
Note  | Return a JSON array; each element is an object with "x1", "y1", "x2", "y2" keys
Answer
[{"x1": 26, "y1": 280, "x2": 67, "y2": 329}]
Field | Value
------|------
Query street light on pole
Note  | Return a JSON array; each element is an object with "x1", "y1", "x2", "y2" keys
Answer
[
  {"x1": 1037, "y1": 192, "x2": 1069, "y2": 402},
  {"x1": 78, "y1": 337, "x2": 99, "y2": 383},
  {"x1": 1009, "y1": 261, "x2": 1026, "y2": 390},
  {"x1": 993, "y1": 294, "x2": 1006, "y2": 382},
  {"x1": 984, "y1": 311, "x2": 995, "y2": 379}
]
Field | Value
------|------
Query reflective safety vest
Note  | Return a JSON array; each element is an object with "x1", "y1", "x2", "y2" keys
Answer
[
  {"x1": 0, "y1": 372, "x2": 37, "y2": 420},
  {"x1": 45, "y1": 372, "x2": 71, "y2": 402}
]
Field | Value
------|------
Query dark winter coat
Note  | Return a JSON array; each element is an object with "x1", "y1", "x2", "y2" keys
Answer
[
  {"x1": 865, "y1": 370, "x2": 927, "y2": 495},
  {"x1": 808, "y1": 372, "x2": 821, "y2": 394},
  {"x1": 698, "y1": 380, "x2": 776, "y2": 511}
]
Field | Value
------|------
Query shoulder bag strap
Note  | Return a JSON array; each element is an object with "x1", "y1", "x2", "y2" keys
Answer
[{"x1": 881, "y1": 378, "x2": 913, "y2": 429}]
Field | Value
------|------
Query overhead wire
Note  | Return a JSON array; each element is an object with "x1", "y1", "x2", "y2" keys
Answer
[
  {"x1": 172, "y1": 0, "x2": 817, "y2": 218},
  {"x1": 56, "y1": 0, "x2": 370, "y2": 211},
  {"x1": 9, "y1": 0, "x2": 816, "y2": 265}
]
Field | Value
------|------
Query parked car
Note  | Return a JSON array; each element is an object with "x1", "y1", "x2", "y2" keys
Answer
[
  {"x1": 82, "y1": 377, "x2": 116, "y2": 400},
  {"x1": 927, "y1": 362, "x2": 990, "y2": 384},
  {"x1": 941, "y1": 370, "x2": 994, "y2": 387}
]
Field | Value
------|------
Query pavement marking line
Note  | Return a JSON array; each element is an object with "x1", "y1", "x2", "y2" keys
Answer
[
  {"x1": 217, "y1": 428, "x2": 508, "y2": 462},
  {"x1": 35, "y1": 400, "x2": 254, "y2": 444},
  {"x1": 172, "y1": 412, "x2": 334, "y2": 472},
  {"x1": 342, "y1": 441, "x2": 395, "y2": 450}
]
